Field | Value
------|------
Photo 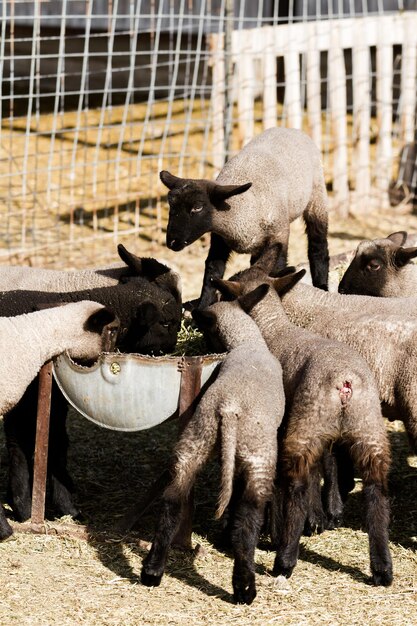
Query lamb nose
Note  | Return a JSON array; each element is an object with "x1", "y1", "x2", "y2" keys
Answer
[{"x1": 169, "y1": 239, "x2": 177, "y2": 249}]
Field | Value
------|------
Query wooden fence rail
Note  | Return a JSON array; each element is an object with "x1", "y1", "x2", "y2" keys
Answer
[{"x1": 209, "y1": 12, "x2": 417, "y2": 216}]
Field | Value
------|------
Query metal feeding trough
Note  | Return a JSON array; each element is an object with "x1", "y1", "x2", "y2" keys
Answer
[
  {"x1": 52, "y1": 351, "x2": 225, "y2": 432},
  {"x1": 26, "y1": 351, "x2": 225, "y2": 540}
]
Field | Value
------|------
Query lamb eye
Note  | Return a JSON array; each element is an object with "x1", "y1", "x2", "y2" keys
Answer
[
  {"x1": 367, "y1": 260, "x2": 380, "y2": 272},
  {"x1": 190, "y1": 205, "x2": 203, "y2": 214}
]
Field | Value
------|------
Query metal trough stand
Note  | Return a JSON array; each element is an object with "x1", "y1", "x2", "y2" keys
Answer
[{"x1": 31, "y1": 352, "x2": 224, "y2": 548}]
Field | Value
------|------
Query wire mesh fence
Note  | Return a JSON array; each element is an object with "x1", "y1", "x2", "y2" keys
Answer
[{"x1": 0, "y1": 0, "x2": 416, "y2": 268}]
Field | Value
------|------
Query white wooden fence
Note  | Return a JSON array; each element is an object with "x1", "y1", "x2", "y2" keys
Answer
[{"x1": 209, "y1": 12, "x2": 417, "y2": 216}]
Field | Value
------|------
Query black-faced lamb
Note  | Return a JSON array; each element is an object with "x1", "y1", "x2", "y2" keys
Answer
[
  {"x1": 0, "y1": 281, "x2": 181, "y2": 355},
  {"x1": 160, "y1": 127, "x2": 329, "y2": 308},
  {"x1": 0, "y1": 300, "x2": 119, "y2": 539},
  {"x1": 141, "y1": 298, "x2": 285, "y2": 605},
  {"x1": 0, "y1": 244, "x2": 182, "y2": 300},
  {"x1": 0, "y1": 253, "x2": 182, "y2": 525},
  {"x1": 216, "y1": 272, "x2": 392, "y2": 586},
  {"x1": 338, "y1": 231, "x2": 417, "y2": 297}
]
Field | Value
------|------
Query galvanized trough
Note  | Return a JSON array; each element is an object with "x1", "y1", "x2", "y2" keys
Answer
[{"x1": 53, "y1": 351, "x2": 225, "y2": 432}]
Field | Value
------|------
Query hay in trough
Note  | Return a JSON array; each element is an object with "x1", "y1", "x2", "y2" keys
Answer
[{"x1": 171, "y1": 318, "x2": 209, "y2": 357}]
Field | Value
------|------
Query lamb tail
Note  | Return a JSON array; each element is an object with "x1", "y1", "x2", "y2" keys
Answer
[{"x1": 215, "y1": 405, "x2": 239, "y2": 520}]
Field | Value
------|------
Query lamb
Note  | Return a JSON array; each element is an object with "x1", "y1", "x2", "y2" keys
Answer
[
  {"x1": 234, "y1": 276, "x2": 417, "y2": 470},
  {"x1": 0, "y1": 277, "x2": 182, "y2": 355},
  {"x1": 160, "y1": 127, "x2": 329, "y2": 308},
  {"x1": 338, "y1": 231, "x2": 417, "y2": 297},
  {"x1": 0, "y1": 244, "x2": 182, "y2": 302},
  {"x1": 141, "y1": 298, "x2": 285, "y2": 605},
  {"x1": 0, "y1": 300, "x2": 119, "y2": 539},
  {"x1": 234, "y1": 246, "x2": 417, "y2": 448},
  {"x1": 215, "y1": 271, "x2": 392, "y2": 586},
  {"x1": 1, "y1": 257, "x2": 182, "y2": 524}
]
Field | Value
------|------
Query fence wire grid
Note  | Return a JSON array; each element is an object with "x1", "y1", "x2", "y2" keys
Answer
[{"x1": 0, "y1": 0, "x2": 416, "y2": 268}]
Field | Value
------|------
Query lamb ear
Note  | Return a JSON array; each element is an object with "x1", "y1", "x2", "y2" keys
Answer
[
  {"x1": 84, "y1": 307, "x2": 117, "y2": 334},
  {"x1": 192, "y1": 308, "x2": 217, "y2": 331},
  {"x1": 269, "y1": 265, "x2": 297, "y2": 278},
  {"x1": 271, "y1": 269, "x2": 306, "y2": 296},
  {"x1": 117, "y1": 245, "x2": 170, "y2": 280},
  {"x1": 157, "y1": 271, "x2": 182, "y2": 303},
  {"x1": 238, "y1": 284, "x2": 269, "y2": 313},
  {"x1": 393, "y1": 246, "x2": 417, "y2": 267},
  {"x1": 387, "y1": 231, "x2": 408, "y2": 246},
  {"x1": 212, "y1": 278, "x2": 243, "y2": 300},
  {"x1": 209, "y1": 182, "x2": 252, "y2": 207},
  {"x1": 160, "y1": 170, "x2": 183, "y2": 190}
]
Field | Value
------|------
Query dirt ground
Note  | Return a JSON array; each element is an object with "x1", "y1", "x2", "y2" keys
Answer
[{"x1": 1, "y1": 206, "x2": 417, "y2": 625}]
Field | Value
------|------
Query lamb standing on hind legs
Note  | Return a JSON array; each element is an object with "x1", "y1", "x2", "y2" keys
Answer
[
  {"x1": 215, "y1": 271, "x2": 393, "y2": 586},
  {"x1": 0, "y1": 301, "x2": 119, "y2": 539},
  {"x1": 141, "y1": 298, "x2": 285, "y2": 605},
  {"x1": 160, "y1": 127, "x2": 330, "y2": 308}
]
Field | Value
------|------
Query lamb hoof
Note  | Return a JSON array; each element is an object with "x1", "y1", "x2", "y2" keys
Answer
[
  {"x1": 303, "y1": 517, "x2": 325, "y2": 536},
  {"x1": 233, "y1": 581, "x2": 257, "y2": 605},
  {"x1": 11, "y1": 502, "x2": 31, "y2": 523},
  {"x1": 72, "y1": 510, "x2": 86, "y2": 523},
  {"x1": 272, "y1": 561, "x2": 294, "y2": 579},
  {"x1": 141, "y1": 569, "x2": 163, "y2": 587},
  {"x1": 372, "y1": 568, "x2": 393, "y2": 587},
  {"x1": 0, "y1": 524, "x2": 14, "y2": 541}
]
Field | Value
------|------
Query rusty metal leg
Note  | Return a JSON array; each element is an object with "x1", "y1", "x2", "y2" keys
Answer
[
  {"x1": 172, "y1": 357, "x2": 203, "y2": 549},
  {"x1": 31, "y1": 361, "x2": 53, "y2": 527}
]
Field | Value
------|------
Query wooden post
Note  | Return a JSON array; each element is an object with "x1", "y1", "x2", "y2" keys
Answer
[
  {"x1": 284, "y1": 30, "x2": 302, "y2": 130},
  {"x1": 400, "y1": 15, "x2": 417, "y2": 143},
  {"x1": 353, "y1": 20, "x2": 371, "y2": 210},
  {"x1": 209, "y1": 33, "x2": 226, "y2": 171},
  {"x1": 328, "y1": 24, "x2": 349, "y2": 217},
  {"x1": 307, "y1": 23, "x2": 322, "y2": 152},
  {"x1": 263, "y1": 26, "x2": 277, "y2": 131},
  {"x1": 237, "y1": 32, "x2": 255, "y2": 147},
  {"x1": 376, "y1": 22, "x2": 393, "y2": 207}
]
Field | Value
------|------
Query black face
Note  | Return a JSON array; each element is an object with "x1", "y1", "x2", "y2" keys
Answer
[
  {"x1": 166, "y1": 183, "x2": 213, "y2": 251},
  {"x1": 338, "y1": 254, "x2": 385, "y2": 295},
  {"x1": 160, "y1": 170, "x2": 252, "y2": 252},
  {"x1": 119, "y1": 299, "x2": 182, "y2": 356}
]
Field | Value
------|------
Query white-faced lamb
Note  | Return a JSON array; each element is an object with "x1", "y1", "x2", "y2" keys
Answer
[
  {"x1": 0, "y1": 300, "x2": 119, "y2": 539},
  {"x1": 0, "y1": 252, "x2": 182, "y2": 525},
  {"x1": 215, "y1": 271, "x2": 393, "y2": 587},
  {"x1": 160, "y1": 127, "x2": 329, "y2": 308},
  {"x1": 141, "y1": 298, "x2": 285, "y2": 605},
  {"x1": 338, "y1": 231, "x2": 417, "y2": 297}
]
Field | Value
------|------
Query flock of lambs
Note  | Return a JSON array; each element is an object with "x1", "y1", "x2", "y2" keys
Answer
[{"x1": 0, "y1": 127, "x2": 416, "y2": 606}]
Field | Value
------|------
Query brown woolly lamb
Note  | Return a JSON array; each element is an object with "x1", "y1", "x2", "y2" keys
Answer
[
  {"x1": 141, "y1": 298, "x2": 285, "y2": 605},
  {"x1": 338, "y1": 231, "x2": 417, "y2": 297},
  {"x1": 216, "y1": 272, "x2": 393, "y2": 587}
]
